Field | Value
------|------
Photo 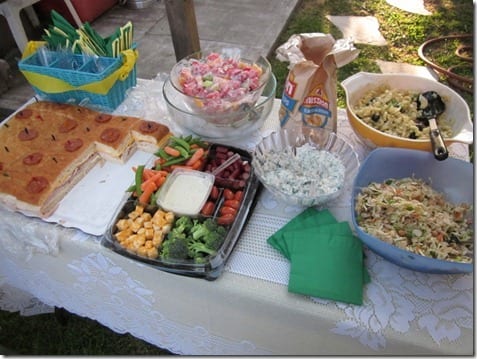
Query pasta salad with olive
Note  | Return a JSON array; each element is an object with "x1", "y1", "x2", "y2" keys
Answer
[{"x1": 352, "y1": 86, "x2": 453, "y2": 139}]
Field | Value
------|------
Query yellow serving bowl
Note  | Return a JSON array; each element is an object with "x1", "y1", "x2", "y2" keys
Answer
[{"x1": 341, "y1": 72, "x2": 473, "y2": 151}]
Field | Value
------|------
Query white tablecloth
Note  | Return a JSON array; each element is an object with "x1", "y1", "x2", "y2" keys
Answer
[{"x1": 0, "y1": 78, "x2": 473, "y2": 355}]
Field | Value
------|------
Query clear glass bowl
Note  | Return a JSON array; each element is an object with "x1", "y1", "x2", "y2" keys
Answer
[
  {"x1": 252, "y1": 127, "x2": 360, "y2": 207},
  {"x1": 169, "y1": 48, "x2": 272, "y2": 119},
  {"x1": 163, "y1": 73, "x2": 276, "y2": 139}
]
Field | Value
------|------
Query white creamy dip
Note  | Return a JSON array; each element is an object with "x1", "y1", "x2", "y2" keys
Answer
[
  {"x1": 257, "y1": 143, "x2": 345, "y2": 197},
  {"x1": 157, "y1": 170, "x2": 213, "y2": 216}
]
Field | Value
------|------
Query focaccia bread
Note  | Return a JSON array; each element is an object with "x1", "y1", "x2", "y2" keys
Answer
[{"x1": 0, "y1": 101, "x2": 171, "y2": 217}]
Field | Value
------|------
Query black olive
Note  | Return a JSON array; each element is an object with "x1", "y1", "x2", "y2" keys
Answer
[
  {"x1": 419, "y1": 118, "x2": 429, "y2": 127},
  {"x1": 371, "y1": 113, "x2": 380, "y2": 122},
  {"x1": 409, "y1": 132, "x2": 418, "y2": 139}
]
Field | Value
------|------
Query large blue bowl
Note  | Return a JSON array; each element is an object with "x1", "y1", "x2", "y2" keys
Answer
[{"x1": 351, "y1": 147, "x2": 473, "y2": 274}]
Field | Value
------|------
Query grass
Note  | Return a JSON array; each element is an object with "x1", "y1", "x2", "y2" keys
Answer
[
  {"x1": 0, "y1": 308, "x2": 172, "y2": 355},
  {"x1": 269, "y1": 0, "x2": 473, "y2": 111},
  {"x1": 0, "y1": 0, "x2": 474, "y2": 355}
]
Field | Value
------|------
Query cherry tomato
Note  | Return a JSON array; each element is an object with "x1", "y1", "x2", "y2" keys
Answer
[
  {"x1": 223, "y1": 188, "x2": 235, "y2": 200},
  {"x1": 234, "y1": 190, "x2": 243, "y2": 201},
  {"x1": 217, "y1": 213, "x2": 235, "y2": 225},
  {"x1": 220, "y1": 206, "x2": 237, "y2": 216},
  {"x1": 223, "y1": 199, "x2": 240, "y2": 209},
  {"x1": 201, "y1": 201, "x2": 215, "y2": 216},
  {"x1": 210, "y1": 186, "x2": 219, "y2": 200}
]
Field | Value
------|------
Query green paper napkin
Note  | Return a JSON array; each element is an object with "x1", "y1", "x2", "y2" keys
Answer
[
  {"x1": 267, "y1": 208, "x2": 370, "y2": 305},
  {"x1": 288, "y1": 232, "x2": 366, "y2": 305},
  {"x1": 278, "y1": 223, "x2": 371, "y2": 284},
  {"x1": 282, "y1": 222, "x2": 353, "y2": 255},
  {"x1": 268, "y1": 208, "x2": 336, "y2": 260}
]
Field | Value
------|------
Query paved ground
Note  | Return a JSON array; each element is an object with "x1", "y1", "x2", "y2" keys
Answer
[{"x1": 0, "y1": 0, "x2": 436, "y2": 118}]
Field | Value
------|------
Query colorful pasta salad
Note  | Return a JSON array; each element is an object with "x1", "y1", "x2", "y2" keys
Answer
[{"x1": 355, "y1": 177, "x2": 473, "y2": 263}]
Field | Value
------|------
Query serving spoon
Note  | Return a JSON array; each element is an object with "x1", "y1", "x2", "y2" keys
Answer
[{"x1": 417, "y1": 90, "x2": 449, "y2": 161}]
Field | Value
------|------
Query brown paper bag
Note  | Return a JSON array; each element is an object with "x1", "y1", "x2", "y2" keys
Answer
[{"x1": 276, "y1": 33, "x2": 359, "y2": 132}]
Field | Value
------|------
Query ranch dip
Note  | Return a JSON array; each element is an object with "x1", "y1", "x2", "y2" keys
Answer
[{"x1": 157, "y1": 169, "x2": 213, "y2": 216}]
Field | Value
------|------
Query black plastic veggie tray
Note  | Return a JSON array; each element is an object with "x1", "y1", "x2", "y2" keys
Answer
[{"x1": 101, "y1": 142, "x2": 261, "y2": 280}]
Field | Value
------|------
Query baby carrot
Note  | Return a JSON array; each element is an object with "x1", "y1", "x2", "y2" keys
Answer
[
  {"x1": 141, "y1": 176, "x2": 158, "y2": 192},
  {"x1": 143, "y1": 168, "x2": 168, "y2": 178},
  {"x1": 164, "y1": 146, "x2": 181, "y2": 157},
  {"x1": 155, "y1": 175, "x2": 167, "y2": 187},
  {"x1": 142, "y1": 169, "x2": 154, "y2": 181},
  {"x1": 190, "y1": 158, "x2": 203, "y2": 170},
  {"x1": 141, "y1": 172, "x2": 167, "y2": 191},
  {"x1": 154, "y1": 157, "x2": 166, "y2": 167},
  {"x1": 139, "y1": 180, "x2": 156, "y2": 204},
  {"x1": 186, "y1": 147, "x2": 204, "y2": 166}
]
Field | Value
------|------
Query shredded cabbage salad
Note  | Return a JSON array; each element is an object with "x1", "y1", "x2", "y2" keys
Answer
[{"x1": 355, "y1": 177, "x2": 473, "y2": 263}]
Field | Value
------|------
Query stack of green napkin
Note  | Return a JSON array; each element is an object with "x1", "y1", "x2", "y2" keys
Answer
[{"x1": 268, "y1": 208, "x2": 370, "y2": 305}]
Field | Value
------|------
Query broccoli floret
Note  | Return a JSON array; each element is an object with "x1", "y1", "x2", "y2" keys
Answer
[
  {"x1": 173, "y1": 216, "x2": 194, "y2": 234},
  {"x1": 160, "y1": 233, "x2": 189, "y2": 260},
  {"x1": 191, "y1": 218, "x2": 226, "y2": 240},
  {"x1": 204, "y1": 230, "x2": 226, "y2": 251},
  {"x1": 189, "y1": 218, "x2": 227, "y2": 256},
  {"x1": 190, "y1": 220, "x2": 211, "y2": 241},
  {"x1": 213, "y1": 222, "x2": 227, "y2": 236},
  {"x1": 162, "y1": 217, "x2": 227, "y2": 262},
  {"x1": 188, "y1": 241, "x2": 216, "y2": 258},
  {"x1": 202, "y1": 219, "x2": 227, "y2": 250}
]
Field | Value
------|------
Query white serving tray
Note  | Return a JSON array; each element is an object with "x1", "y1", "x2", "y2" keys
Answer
[{"x1": 44, "y1": 150, "x2": 154, "y2": 236}]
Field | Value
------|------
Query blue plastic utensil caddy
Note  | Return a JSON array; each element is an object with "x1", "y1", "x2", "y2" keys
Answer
[{"x1": 19, "y1": 44, "x2": 137, "y2": 112}]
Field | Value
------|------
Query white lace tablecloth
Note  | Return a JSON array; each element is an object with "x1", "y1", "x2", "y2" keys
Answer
[{"x1": 0, "y1": 77, "x2": 473, "y2": 355}]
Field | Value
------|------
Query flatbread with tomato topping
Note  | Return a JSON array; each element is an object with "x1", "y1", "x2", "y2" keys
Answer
[{"x1": 0, "y1": 101, "x2": 170, "y2": 217}]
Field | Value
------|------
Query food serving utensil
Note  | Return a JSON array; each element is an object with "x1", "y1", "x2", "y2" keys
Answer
[
  {"x1": 211, "y1": 153, "x2": 241, "y2": 176},
  {"x1": 417, "y1": 91, "x2": 449, "y2": 161}
]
